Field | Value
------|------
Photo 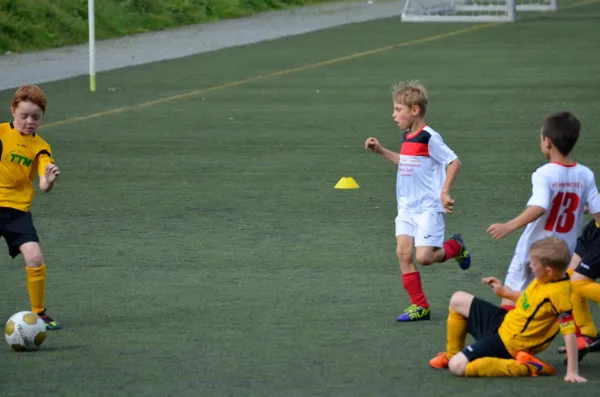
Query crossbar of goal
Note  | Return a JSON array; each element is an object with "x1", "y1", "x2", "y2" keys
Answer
[{"x1": 400, "y1": 0, "x2": 557, "y2": 23}]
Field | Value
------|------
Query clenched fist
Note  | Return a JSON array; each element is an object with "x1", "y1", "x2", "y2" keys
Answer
[{"x1": 365, "y1": 137, "x2": 382, "y2": 154}]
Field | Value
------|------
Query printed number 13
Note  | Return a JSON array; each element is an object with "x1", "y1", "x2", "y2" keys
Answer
[{"x1": 544, "y1": 192, "x2": 580, "y2": 233}]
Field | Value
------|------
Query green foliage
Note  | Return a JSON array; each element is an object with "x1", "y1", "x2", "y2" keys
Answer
[{"x1": 0, "y1": 0, "x2": 339, "y2": 53}]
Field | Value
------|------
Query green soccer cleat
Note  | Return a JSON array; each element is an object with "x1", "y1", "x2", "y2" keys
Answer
[
  {"x1": 37, "y1": 309, "x2": 61, "y2": 330},
  {"x1": 397, "y1": 304, "x2": 430, "y2": 322}
]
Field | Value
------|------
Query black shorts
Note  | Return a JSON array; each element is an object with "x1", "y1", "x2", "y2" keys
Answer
[
  {"x1": 0, "y1": 207, "x2": 39, "y2": 258},
  {"x1": 574, "y1": 220, "x2": 600, "y2": 280},
  {"x1": 462, "y1": 297, "x2": 513, "y2": 362}
]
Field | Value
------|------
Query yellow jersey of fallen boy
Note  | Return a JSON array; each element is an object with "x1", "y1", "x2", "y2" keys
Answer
[{"x1": 499, "y1": 276, "x2": 576, "y2": 356}]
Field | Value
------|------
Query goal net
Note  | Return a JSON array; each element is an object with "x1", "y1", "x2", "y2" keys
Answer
[{"x1": 401, "y1": 0, "x2": 557, "y2": 22}]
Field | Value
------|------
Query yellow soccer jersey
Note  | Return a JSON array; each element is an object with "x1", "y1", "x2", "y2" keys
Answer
[
  {"x1": 498, "y1": 276, "x2": 576, "y2": 356},
  {"x1": 0, "y1": 122, "x2": 54, "y2": 212}
]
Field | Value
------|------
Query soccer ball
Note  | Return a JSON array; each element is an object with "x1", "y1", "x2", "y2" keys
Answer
[{"x1": 4, "y1": 311, "x2": 46, "y2": 352}]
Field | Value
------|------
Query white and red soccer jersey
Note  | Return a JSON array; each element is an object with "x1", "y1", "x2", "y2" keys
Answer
[
  {"x1": 515, "y1": 162, "x2": 600, "y2": 256},
  {"x1": 396, "y1": 125, "x2": 457, "y2": 213}
]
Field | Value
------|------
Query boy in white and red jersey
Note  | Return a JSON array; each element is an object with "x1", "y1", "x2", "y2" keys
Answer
[
  {"x1": 365, "y1": 81, "x2": 470, "y2": 322},
  {"x1": 488, "y1": 111, "x2": 600, "y2": 316}
]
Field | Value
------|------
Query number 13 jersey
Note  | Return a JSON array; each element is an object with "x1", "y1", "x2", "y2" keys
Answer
[
  {"x1": 522, "y1": 162, "x2": 600, "y2": 252},
  {"x1": 519, "y1": 163, "x2": 600, "y2": 254},
  {"x1": 505, "y1": 162, "x2": 600, "y2": 291}
]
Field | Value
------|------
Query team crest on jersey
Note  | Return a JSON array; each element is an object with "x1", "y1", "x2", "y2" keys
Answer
[
  {"x1": 521, "y1": 292, "x2": 530, "y2": 310},
  {"x1": 6, "y1": 151, "x2": 33, "y2": 167}
]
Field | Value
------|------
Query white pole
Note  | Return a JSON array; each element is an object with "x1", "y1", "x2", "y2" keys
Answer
[
  {"x1": 88, "y1": 0, "x2": 96, "y2": 92},
  {"x1": 507, "y1": 0, "x2": 516, "y2": 21}
]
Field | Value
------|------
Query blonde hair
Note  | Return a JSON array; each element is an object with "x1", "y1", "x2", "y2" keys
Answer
[
  {"x1": 391, "y1": 80, "x2": 428, "y2": 116},
  {"x1": 530, "y1": 237, "x2": 571, "y2": 272}
]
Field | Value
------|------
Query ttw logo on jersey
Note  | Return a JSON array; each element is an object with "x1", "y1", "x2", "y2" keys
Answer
[
  {"x1": 6, "y1": 151, "x2": 33, "y2": 167},
  {"x1": 521, "y1": 292, "x2": 530, "y2": 310}
]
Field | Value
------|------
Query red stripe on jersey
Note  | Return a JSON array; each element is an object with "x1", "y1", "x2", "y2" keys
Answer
[{"x1": 401, "y1": 142, "x2": 429, "y2": 156}]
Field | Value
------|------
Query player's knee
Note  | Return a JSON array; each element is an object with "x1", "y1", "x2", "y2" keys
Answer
[
  {"x1": 449, "y1": 291, "x2": 472, "y2": 312},
  {"x1": 20, "y1": 243, "x2": 44, "y2": 268},
  {"x1": 448, "y1": 354, "x2": 467, "y2": 376},
  {"x1": 415, "y1": 250, "x2": 434, "y2": 266},
  {"x1": 450, "y1": 291, "x2": 467, "y2": 306},
  {"x1": 25, "y1": 252, "x2": 43, "y2": 268},
  {"x1": 396, "y1": 245, "x2": 412, "y2": 265}
]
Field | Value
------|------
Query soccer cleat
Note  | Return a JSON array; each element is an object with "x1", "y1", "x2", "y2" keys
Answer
[
  {"x1": 515, "y1": 351, "x2": 556, "y2": 376},
  {"x1": 557, "y1": 334, "x2": 600, "y2": 354},
  {"x1": 37, "y1": 309, "x2": 60, "y2": 330},
  {"x1": 450, "y1": 233, "x2": 471, "y2": 270},
  {"x1": 397, "y1": 304, "x2": 430, "y2": 322},
  {"x1": 429, "y1": 352, "x2": 449, "y2": 369}
]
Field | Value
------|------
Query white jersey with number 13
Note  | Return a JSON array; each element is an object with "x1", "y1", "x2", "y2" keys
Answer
[{"x1": 516, "y1": 162, "x2": 600, "y2": 258}]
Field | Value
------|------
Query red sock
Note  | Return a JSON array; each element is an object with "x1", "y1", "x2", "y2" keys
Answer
[
  {"x1": 575, "y1": 324, "x2": 583, "y2": 338},
  {"x1": 501, "y1": 305, "x2": 515, "y2": 311},
  {"x1": 402, "y1": 271, "x2": 429, "y2": 309},
  {"x1": 442, "y1": 239, "x2": 461, "y2": 261}
]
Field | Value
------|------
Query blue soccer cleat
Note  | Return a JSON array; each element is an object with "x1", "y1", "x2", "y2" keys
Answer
[
  {"x1": 450, "y1": 233, "x2": 471, "y2": 270},
  {"x1": 397, "y1": 304, "x2": 430, "y2": 322}
]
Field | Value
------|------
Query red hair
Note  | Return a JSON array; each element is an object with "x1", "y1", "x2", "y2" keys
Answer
[{"x1": 12, "y1": 85, "x2": 47, "y2": 113}]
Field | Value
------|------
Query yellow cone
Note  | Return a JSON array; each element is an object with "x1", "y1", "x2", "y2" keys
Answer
[{"x1": 334, "y1": 177, "x2": 359, "y2": 189}]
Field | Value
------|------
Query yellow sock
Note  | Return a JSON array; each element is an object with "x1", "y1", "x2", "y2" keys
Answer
[
  {"x1": 571, "y1": 290, "x2": 598, "y2": 337},
  {"x1": 447, "y1": 307, "x2": 468, "y2": 358},
  {"x1": 26, "y1": 264, "x2": 46, "y2": 314},
  {"x1": 465, "y1": 357, "x2": 529, "y2": 377},
  {"x1": 572, "y1": 279, "x2": 600, "y2": 336}
]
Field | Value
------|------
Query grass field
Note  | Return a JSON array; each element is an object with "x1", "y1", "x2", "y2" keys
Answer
[{"x1": 1, "y1": 1, "x2": 600, "y2": 396}]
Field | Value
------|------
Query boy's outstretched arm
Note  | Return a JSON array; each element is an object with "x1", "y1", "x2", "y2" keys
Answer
[
  {"x1": 482, "y1": 277, "x2": 521, "y2": 302},
  {"x1": 563, "y1": 332, "x2": 587, "y2": 383},
  {"x1": 365, "y1": 137, "x2": 400, "y2": 166},
  {"x1": 487, "y1": 206, "x2": 546, "y2": 240},
  {"x1": 378, "y1": 148, "x2": 400, "y2": 166}
]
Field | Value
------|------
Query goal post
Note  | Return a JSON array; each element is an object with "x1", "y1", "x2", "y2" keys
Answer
[
  {"x1": 88, "y1": 0, "x2": 96, "y2": 92},
  {"x1": 401, "y1": 0, "x2": 557, "y2": 23}
]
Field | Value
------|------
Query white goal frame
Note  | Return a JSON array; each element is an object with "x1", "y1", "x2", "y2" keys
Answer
[{"x1": 401, "y1": 0, "x2": 558, "y2": 23}]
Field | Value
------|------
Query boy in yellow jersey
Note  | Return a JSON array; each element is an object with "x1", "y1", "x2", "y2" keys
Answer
[
  {"x1": 429, "y1": 237, "x2": 586, "y2": 383},
  {"x1": 1, "y1": 85, "x2": 60, "y2": 330}
]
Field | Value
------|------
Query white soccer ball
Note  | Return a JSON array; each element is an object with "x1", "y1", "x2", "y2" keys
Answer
[{"x1": 4, "y1": 311, "x2": 46, "y2": 352}]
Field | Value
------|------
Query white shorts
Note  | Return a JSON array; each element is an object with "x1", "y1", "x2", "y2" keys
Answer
[
  {"x1": 504, "y1": 249, "x2": 534, "y2": 292},
  {"x1": 395, "y1": 208, "x2": 445, "y2": 247}
]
